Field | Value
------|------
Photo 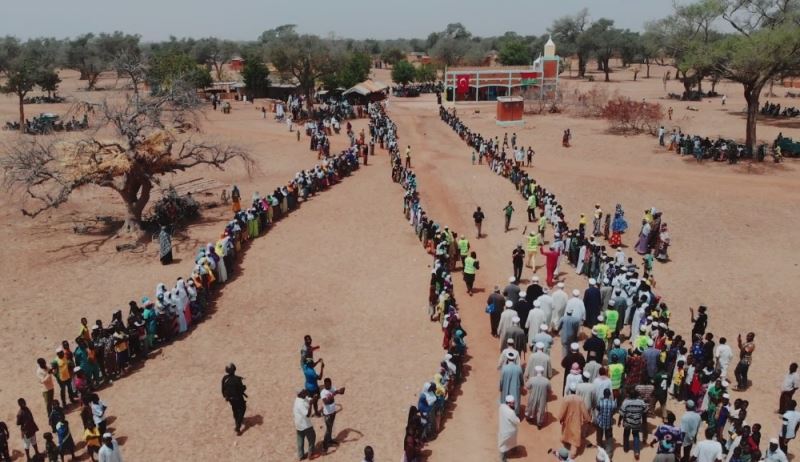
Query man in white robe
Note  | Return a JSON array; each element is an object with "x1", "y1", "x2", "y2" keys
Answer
[
  {"x1": 498, "y1": 396, "x2": 520, "y2": 461},
  {"x1": 550, "y1": 282, "x2": 569, "y2": 330},
  {"x1": 497, "y1": 301, "x2": 518, "y2": 343},
  {"x1": 526, "y1": 301, "x2": 548, "y2": 346},
  {"x1": 498, "y1": 339, "x2": 521, "y2": 370},
  {"x1": 532, "y1": 324, "x2": 554, "y2": 354},
  {"x1": 715, "y1": 337, "x2": 734, "y2": 378},
  {"x1": 500, "y1": 352, "x2": 524, "y2": 412},
  {"x1": 536, "y1": 288, "x2": 554, "y2": 326},
  {"x1": 566, "y1": 290, "x2": 586, "y2": 325},
  {"x1": 525, "y1": 342, "x2": 553, "y2": 380},
  {"x1": 525, "y1": 365, "x2": 551, "y2": 428}
]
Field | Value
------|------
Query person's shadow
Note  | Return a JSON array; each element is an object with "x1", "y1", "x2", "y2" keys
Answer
[{"x1": 240, "y1": 414, "x2": 264, "y2": 434}]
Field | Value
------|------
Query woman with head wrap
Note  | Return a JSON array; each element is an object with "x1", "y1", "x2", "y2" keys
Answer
[
  {"x1": 158, "y1": 225, "x2": 172, "y2": 265},
  {"x1": 656, "y1": 223, "x2": 671, "y2": 261},
  {"x1": 207, "y1": 243, "x2": 227, "y2": 283},
  {"x1": 610, "y1": 204, "x2": 628, "y2": 248},
  {"x1": 175, "y1": 278, "x2": 191, "y2": 332}
]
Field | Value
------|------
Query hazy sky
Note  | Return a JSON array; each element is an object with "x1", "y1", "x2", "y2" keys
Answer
[{"x1": 3, "y1": 0, "x2": 674, "y2": 41}]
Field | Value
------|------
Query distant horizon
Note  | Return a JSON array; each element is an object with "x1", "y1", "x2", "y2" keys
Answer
[{"x1": 3, "y1": 0, "x2": 674, "y2": 42}]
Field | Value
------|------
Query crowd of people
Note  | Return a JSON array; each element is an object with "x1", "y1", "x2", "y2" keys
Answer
[
  {"x1": 1, "y1": 129, "x2": 363, "y2": 461},
  {"x1": 436, "y1": 106, "x2": 797, "y2": 462}
]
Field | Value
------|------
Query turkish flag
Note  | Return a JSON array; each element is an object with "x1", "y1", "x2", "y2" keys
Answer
[{"x1": 456, "y1": 74, "x2": 470, "y2": 94}]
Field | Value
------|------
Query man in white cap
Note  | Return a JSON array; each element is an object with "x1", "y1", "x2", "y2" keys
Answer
[
  {"x1": 599, "y1": 279, "x2": 613, "y2": 314},
  {"x1": 566, "y1": 290, "x2": 586, "y2": 325},
  {"x1": 558, "y1": 310, "x2": 581, "y2": 359},
  {"x1": 526, "y1": 276, "x2": 544, "y2": 304},
  {"x1": 504, "y1": 277, "x2": 521, "y2": 305},
  {"x1": 576, "y1": 370, "x2": 598, "y2": 417},
  {"x1": 498, "y1": 301, "x2": 518, "y2": 344},
  {"x1": 765, "y1": 437, "x2": 790, "y2": 462},
  {"x1": 502, "y1": 317, "x2": 527, "y2": 359},
  {"x1": 584, "y1": 279, "x2": 602, "y2": 329},
  {"x1": 525, "y1": 365, "x2": 551, "y2": 428},
  {"x1": 555, "y1": 447, "x2": 574, "y2": 462},
  {"x1": 526, "y1": 300, "x2": 548, "y2": 346},
  {"x1": 551, "y1": 282, "x2": 569, "y2": 330},
  {"x1": 515, "y1": 292, "x2": 532, "y2": 336},
  {"x1": 526, "y1": 342, "x2": 552, "y2": 380},
  {"x1": 536, "y1": 286, "x2": 554, "y2": 321},
  {"x1": 500, "y1": 352, "x2": 524, "y2": 416},
  {"x1": 98, "y1": 432, "x2": 123, "y2": 462},
  {"x1": 498, "y1": 338, "x2": 521, "y2": 370},
  {"x1": 532, "y1": 324, "x2": 554, "y2": 354},
  {"x1": 498, "y1": 395, "x2": 520, "y2": 462}
]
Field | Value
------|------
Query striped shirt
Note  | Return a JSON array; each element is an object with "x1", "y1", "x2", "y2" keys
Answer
[{"x1": 620, "y1": 398, "x2": 647, "y2": 430}]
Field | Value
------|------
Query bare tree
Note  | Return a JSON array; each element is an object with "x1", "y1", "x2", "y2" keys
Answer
[{"x1": 1, "y1": 80, "x2": 252, "y2": 233}]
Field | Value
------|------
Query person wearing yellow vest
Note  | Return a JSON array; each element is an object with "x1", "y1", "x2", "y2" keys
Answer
[
  {"x1": 457, "y1": 235, "x2": 470, "y2": 268},
  {"x1": 527, "y1": 194, "x2": 537, "y2": 222},
  {"x1": 609, "y1": 357, "x2": 625, "y2": 401},
  {"x1": 463, "y1": 251, "x2": 480, "y2": 296},
  {"x1": 526, "y1": 232, "x2": 540, "y2": 270}
]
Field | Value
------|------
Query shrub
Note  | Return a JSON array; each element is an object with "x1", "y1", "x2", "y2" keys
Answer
[
  {"x1": 146, "y1": 187, "x2": 200, "y2": 228},
  {"x1": 566, "y1": 85, "x2": 612, "y2": 118},
  {"x1": 601, "y1": 97, "x2": 664, "y2": 135}
]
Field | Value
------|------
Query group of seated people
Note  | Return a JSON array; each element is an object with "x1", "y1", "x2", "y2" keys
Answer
[
  {"x1": 4, "y1": 114, "x2": 89, "y2": 134},
  {"x1": 761, "y1": 101, "x2": 799, "y2": 118}
]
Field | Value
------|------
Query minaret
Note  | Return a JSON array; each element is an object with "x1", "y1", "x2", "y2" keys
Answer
[{"x1": 544, "y1": 35, "x2": 556, "y2": 58}]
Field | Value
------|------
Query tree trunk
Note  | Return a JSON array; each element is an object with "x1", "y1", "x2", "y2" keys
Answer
[
  {"x1": 646, "y1": 60, "x2": 651, "y2": 79},
  {"x1": 119, "y1": 176, "x2": 152, "y2": 234},
  {"x1": 697, "y1": 77, "x2": 703, "y2": 94},
  {"x1": 578, "y1": 55, "x2": 586, "y2": 78},
  {"x1": 17, "y1": 92, "x2": 25, "y2": 133},
  {"x1": 604, "y1": 59, "x2": 611, "y2": 82},
  {"x1": 743, "y1": 83, "x2": 762, "y2": 155},
  {"x1": 597, "y1": 59, "x2": 604, "y2": 71}
]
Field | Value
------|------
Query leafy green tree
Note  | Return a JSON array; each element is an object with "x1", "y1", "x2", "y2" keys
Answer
[
  {"x1": 415, "y1": 63, "x2": 437, "y2": 83},
  {"x1": 498, "y1": 39, "x2": 531, "y2": 65},
  {"x1": 65, "y1": 32, "x2": 140, "y2": 90},
  {"x1": 147, "y1": 50, "x2": 211, "y2": 93},
  {"x1": 240, "y1": 53, "x2": 270, "y2": 98},
  {"x1": 0, "y1": 37, "x2": 54, "y2": 130},
  {"x1": 705, "y1": 0, "x2": 800, "y2": 152},
  {"x1": 549, "y1": 8, "x2": 591, "y2": 77},
  {"x1": 192, "y1": 37, "x2": 238, "y2": 81},
  {"x1": 270, "y1": 34, "x2": 336, "y2": 109},
  {"x1": 391, "y1": 60, "x2": 416, "y2": 85},
  {"x1": 381, "y1": 48, "x2": 405, "y2": 65},
  {"x1": 582, "y1": 19, "x2": 625, "y2": 81},
  {"x1": 37, "y1": 69, "x2": 61, "y2": 98}
]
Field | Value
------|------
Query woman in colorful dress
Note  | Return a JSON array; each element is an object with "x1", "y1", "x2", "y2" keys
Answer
[{"x1": 610, "y1": 204, "x2": 628, "y2": 248}]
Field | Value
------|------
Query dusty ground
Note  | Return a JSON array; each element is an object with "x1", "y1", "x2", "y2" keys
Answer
[{"x1": 0, "y1": 64, "x2": 798, "y2": 461}]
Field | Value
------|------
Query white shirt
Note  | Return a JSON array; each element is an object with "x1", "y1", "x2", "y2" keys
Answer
[
  {"x1": 691, "y1": 439, "x2": 723, "y2": 462},
  {"x1": 320, "y1": 388, "x2": 337, "y2": 416},
  {"x1": 763, "y1": 448, "x2": 789, "y2": 462},
  {"x1": 293, "y1": 397, "x2": 312, "y2": 431},
  {"x1": 91, "y1": 401, "x2": 107, "y2": 425},
  {"x1": 782, "y1": 410, "x2": 800, "y2": 439},
  {"x1": 98, "y1": 440, "x2": 123, "y2": 462},
  {"x1": 715, "y1": 344, "x2": 733, "y2": 365},
  {"x1": 781, "y1": 372, "x2": 799, "y2": 392}
]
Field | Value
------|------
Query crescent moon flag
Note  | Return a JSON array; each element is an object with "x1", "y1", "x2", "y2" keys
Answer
[{"x1": 456, "y1": 74, "x2": 470, "y2": 95}]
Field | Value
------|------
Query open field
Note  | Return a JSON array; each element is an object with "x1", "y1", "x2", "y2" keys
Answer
[{"x1": 0, "y1": 64, "x2": 798, "y2": 461}]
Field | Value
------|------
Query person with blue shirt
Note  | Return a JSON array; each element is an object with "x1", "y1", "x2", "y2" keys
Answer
[{"x1": 302, "y1": 357, "x2": 324, "y2": 416}]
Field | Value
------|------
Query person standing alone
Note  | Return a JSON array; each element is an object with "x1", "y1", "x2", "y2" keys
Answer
[
  {"x1": 221, "y1": 363, "x2": 248, "y2": 435},
  {"x1": 473, "y1": 207, "x2": 485, "y2": 238},
  {"x1": 503, "y1": 201, "x2": 515, "y2": 233}
]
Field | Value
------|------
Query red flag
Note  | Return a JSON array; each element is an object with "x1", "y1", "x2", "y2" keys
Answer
[
  {"x1": 519, "y1": 72, "x2": 540, "y2": 79},
  {"x1": 456, "y1": 74, "x2": 470, "y2": 94}
]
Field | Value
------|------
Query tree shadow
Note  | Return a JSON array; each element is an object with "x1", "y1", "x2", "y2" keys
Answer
[{"x1": 508, "y1": 445, "x2": 528, "y2": 459}]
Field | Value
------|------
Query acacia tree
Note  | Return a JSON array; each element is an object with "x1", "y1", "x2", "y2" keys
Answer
[
  {"x1": 707, "y1": 0, "x2": 800, "y2": 152},
  {"x1": 65, "y1": 32, "x2": 140, "y2": 90},
  {"x1": 270, "y1": 34, "x2": 336, "y2": 109},
  {"x1": 0, "y1": 79, "x2": 252, "y2": 233},
  {"x1": 549, "y1": 9, "x2": 591, "y2": 77},
  {"x1": 0, "y1": 37, "x2": 55, "y2": 131},
  {"x1": 193, "y1": 37, "x2": 238, "y2": 81}
]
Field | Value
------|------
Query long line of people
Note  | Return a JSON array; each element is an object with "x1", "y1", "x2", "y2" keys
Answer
[
  {"x1": 2, "y1": 146, "x2": 362, "y2": 462},
  {"x1": 368, "y1": 103, "x2": 468, "y2": 462}
]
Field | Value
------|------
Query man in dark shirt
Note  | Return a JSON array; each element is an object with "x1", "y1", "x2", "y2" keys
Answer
[
  {"x1": 690, "y1": 305, "x2": 708, "y2": 339},
  {"x1": 221, "y1": 363, "x2": 248, "y2": 435},
  {"x1": 15, "y1": 398, "x2": 39, "y2": 461},
  {"x1": 512, "y1": 245, "x2": 525, "y2": 283},
  {"x1": 472, "y1": 207, "x2": 485, "y2": 238},
  {"x1": 584, "y1": 328, "x2": 606, "y2": 363}
]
